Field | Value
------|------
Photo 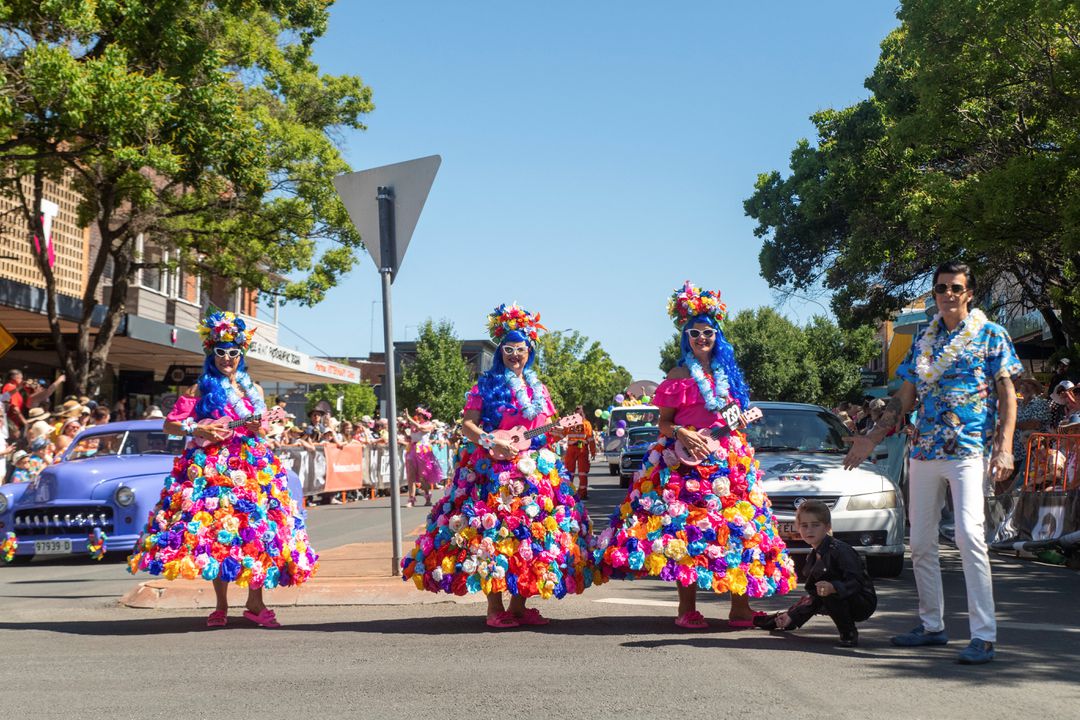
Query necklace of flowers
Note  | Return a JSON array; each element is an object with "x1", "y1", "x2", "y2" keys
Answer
[
  {"x1": 915, "y1": 308, "x2": 988, "y2": 385},
  {"x1": 684, "y1": 352, "x2": 730, "y2": 411},
  {"x1": 504, "y1": 368, "x2": 546, "y2": 419},
  {"x1": 220, "y1": 371, "x2": 267, "y2": 419}
]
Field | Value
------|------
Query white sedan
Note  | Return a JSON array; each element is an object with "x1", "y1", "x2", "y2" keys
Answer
[{"x1": 749, "y1": 401, "x2": 906, "y2": 578}]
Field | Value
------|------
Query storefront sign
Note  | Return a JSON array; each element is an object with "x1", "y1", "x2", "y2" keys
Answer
[
  {"x1": 309, "y1": 358, "x2": 360, "y2": 383},
  {"x1": 247, "y1": 339, "x2": 303, "y2": 368}
]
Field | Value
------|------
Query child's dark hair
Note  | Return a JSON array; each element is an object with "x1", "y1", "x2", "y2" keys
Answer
[{"x1": 795, "y1": 499, "x2": 831, "y2": 525}]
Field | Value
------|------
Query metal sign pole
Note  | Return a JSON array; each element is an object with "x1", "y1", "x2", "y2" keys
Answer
[{"x1": 378, "y1": 186, "x2": 404, "y2": 575}]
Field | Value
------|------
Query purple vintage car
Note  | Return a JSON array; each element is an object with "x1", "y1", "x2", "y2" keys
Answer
[{"x1": 0, "y1": 419, "x2": 304, "y2": 562}]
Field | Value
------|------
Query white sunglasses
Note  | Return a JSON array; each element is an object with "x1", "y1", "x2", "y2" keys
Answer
[
  {"x1": 214, "y1": 347, "x2": 242, "y2": 359},
  {"x1": 686, "y1": 328, "x2": 716, "y2": 339}
]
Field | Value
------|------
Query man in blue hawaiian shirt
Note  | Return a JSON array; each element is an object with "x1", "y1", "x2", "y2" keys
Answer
[{"x1": 845, "y1": 261, "x2": 1021, "y2": 665}]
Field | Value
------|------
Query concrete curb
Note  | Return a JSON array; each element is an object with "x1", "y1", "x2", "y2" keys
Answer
[{"x1": 119, "y1": 541, "x2": 484, "y2": 609}]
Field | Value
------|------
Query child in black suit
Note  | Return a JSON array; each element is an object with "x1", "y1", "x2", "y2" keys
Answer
[{"x1": 756, "y1": 499, "x2": 877, "y2": 647}]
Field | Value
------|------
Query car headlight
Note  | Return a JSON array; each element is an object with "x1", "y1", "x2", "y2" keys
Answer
[
  {"x1": 114, "y1": 486, "x2": 136, "y2": 507},
  {"x1": 846, "y1": 491, "x2": 897, "y2": 511},
  {"x1": 0, "y1": 493, "x2": 7, "y2": 514}
]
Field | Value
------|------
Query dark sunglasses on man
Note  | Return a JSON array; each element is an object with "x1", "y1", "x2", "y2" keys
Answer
[{"x1": 933, "y1": 283, "x2": 968, "y2": 295}]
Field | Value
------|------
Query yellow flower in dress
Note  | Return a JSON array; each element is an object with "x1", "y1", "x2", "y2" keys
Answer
[
  {"x1": 645, "y1": 553, "x2": 668, "y2": 575},
  {"x1": 441, "y1": 556, "x2": 456, "y2": 574},
  {"x1": 664, "y1": 538, "x2": 688, "y2": 561},
  {"x1": 727, "y1": 567, "x2": 748, "y2": 595}
]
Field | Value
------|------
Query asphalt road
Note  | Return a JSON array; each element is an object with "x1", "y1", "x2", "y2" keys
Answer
[{"x1": 1, "y1": 465, "x2": 1078, "y2": 720}]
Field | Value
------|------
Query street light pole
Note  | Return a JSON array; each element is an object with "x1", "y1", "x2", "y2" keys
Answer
[{"x1": 377, "y1": 185, "x2": 404, "y2": 576}]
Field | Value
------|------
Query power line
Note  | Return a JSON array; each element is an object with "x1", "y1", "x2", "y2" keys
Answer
[{"x1": 277, "y1": 319, "x2": 333, "y2": 357}]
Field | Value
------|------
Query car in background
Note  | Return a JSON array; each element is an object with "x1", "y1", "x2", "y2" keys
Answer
[
  {"x1": 0, "y1": 419, "x2": 304, "y2": 563},
  {"x1": 748, "y1": 401, "x2": 906, "y2": 578},
  {"x1": 602, "y1": 405, "x2": 660, "y2": 475},
  {"x1": 618, "y1": 425, "x2": 660, "y2": 488}
]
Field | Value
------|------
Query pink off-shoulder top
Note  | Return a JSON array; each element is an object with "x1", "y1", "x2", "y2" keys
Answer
[
  {"x1": 653, "y1": 376, "x2": 741, "y2": 429},
  {"x1": 464, "y1": 382, "x2": 556, "y2": 431}
]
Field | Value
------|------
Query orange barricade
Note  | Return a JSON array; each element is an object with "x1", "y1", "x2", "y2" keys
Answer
[
  {"x1": 322, "y1": 443, "x2": 366, "y2": 492},
  {"x1": 1024, "y1": 432, "x2": 1080, "y2": 490}
]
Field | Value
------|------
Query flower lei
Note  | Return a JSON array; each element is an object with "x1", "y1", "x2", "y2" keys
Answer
[
  {"x1": 915, "y1": 309, "x2": 988, "y2": 385},
  {"x1": 87, "y1": 528, "x2": 107, "y2": 561},
  {"x1": 1, "y1": 532, "x2": 16, "y2": 563},
  {"x1": 684, "y1": 352, "x2": 730, "y2": 411},
  {"x1": 505, "y1": 368, "x2": 546, "y2": 420},
  {"x1": 221, "y1": 371, "x2": 267, "y2": 419}
]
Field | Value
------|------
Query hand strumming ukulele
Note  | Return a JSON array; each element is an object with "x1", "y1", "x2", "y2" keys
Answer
[
  {"x1": 673, "y1": 404, "x2": 763, "y2": 466},
  {"x1": 488, "y1": 413, "x2": 584, "y2": 460},
  {"x1": 192, "y1": 407, "x2": 287, "y2": 448}
]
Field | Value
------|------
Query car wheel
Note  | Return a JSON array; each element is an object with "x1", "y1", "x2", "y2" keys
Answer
[
  {"x1": 619, "y1": 474, "x2": 630, "y2": 488},
  {"x1": 867, "y1": 554, "x2": 905, "y2": 578},
  {"x1": 608, "y1": 464, "x2": 618, "y2": 476}
]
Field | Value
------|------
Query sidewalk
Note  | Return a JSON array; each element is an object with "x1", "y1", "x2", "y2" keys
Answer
[{"x1": 119, "y1": 541, "x2": 483, "y2": 609}]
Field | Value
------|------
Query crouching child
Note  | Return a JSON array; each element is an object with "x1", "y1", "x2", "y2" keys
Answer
[{"x1": 755, "y1": 499, "x2": 877, "y2": 647}]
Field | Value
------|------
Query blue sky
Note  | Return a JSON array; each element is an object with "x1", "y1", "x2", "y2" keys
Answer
[{"x1": 277, "y1": 1, "x2": 901, "y2": 382}]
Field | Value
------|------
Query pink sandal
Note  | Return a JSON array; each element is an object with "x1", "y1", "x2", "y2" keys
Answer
[
  {"x1": 515, "y1": 608, "x2": 550, "y2": 626},
  {"x1": 243, "y1": 608, "x2": 281, "y2": 628},
  {"x1": 485, "y1": 611, "x2": 520, "y2": 629},
  {"x1": 206, "y1": 610, "x2": 228, "y2": 628},
  {"x1": 674, "y1": 610, "x2": 709, "y2": 630},
  {"x1": 727, "y1": 611, "x2": 768, "y2": 629}
]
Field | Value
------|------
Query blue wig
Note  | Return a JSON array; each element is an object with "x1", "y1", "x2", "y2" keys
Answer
[
  {"x1": 677, "y1": 314, "x2": 751, "y2": 408},
  {"x1": 196, "y1": 342, "x2": 249, "y2": 420},
  {"x1": 475, "y1": 330, "x2": 536, "y2": 432}
]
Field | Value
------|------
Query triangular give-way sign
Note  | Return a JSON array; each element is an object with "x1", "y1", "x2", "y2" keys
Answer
[{"x1": 332, "y1": 155, "x2": 441, "y2": 281}]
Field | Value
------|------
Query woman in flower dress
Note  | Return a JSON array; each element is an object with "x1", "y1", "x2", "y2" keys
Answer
[
  {"x1": 128, "y1": 311, "x2": 318, "y2": 628},
  {"x1": 401, "y1": 304, "x2": 602, "y2": 628},
  {"x1": 596, "y1": 282, "x2": 796, "y2": 629}
]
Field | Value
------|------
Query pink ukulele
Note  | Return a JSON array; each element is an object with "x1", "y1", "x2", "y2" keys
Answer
[
  {"x1": 489, "y1": 413, "x2": 584, "y2": 460},
  {"x1": 673, "y1": 403, "x2": 763, "y2": 466},
  {"x1": 192, "y1": 407, "x2": 287, "y2": 447}
]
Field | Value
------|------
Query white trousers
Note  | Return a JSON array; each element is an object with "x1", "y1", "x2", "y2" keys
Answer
[{"x1": 908, "y1": 457, "x2": 996, "y2": 642}]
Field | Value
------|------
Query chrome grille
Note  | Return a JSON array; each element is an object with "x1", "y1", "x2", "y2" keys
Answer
[
  {"x1": 767, "y1": 495, "x2": 840, "y2": 516},
  {"x1": 13, "y1": 506, "x2": 115, "y2": 537}
]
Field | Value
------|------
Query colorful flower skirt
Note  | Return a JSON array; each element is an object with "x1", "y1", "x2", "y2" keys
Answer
[
  {"x1": 401, "y1": 444, "x2": 604, "y2": 598},
  {"x1": 595, "y1": 433, "x2": 796, "y2": 597},
  {"x1": 406, "y1": 443, "x2": 446, "y2": 485},
  {"x1": 127, "y1": 434, "x2": 318, "y2": 588}
]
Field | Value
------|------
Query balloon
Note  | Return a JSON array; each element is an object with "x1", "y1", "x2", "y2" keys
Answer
[
  {"x1": 602, "y1": 411, "x2": 610, "y2": 419},
  {"x1": 615, "y1": 428, "x2": 625, "y2": 437},
  {"x1": 594, "y1": 408, "x2": 603, "y2": 417},
  {"x1": 617, "y1": 420, "x2": 627, "y2": 428},
  {"x1": 614, "y1": 394, "x2": 625, "y2": 404},
  {"x1": 641, "y1": 395, "x2": 651, "y2": 403}
]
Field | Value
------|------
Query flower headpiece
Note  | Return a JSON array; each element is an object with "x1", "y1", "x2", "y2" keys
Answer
[
  {"x1": 198, "y1": 309, "x2": 255, "y2": 354},
  {"x1": 415, "y1": 407, "x2": 432, "y2": 420},
  {"x1": 486, "y1": 303, "x2": 547, "y2": 344},
  {"x1": 667, "y1": 281, "x2": 727, "y2": 328}
]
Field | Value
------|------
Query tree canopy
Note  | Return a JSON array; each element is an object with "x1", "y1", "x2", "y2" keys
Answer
[
  {"x1": 536, "y1": 331, "x2": 633, "y2": 419},
  {"x1": 657, "y1": 310, "x2": 879, "y2": 406},
  {"x1": 397, "y1": 319, "x2": 474, "y2": 423},
  {"x1": 306, "y1": 381, "x2": 378, "y2": 422},
  {"x1": 744, "y1": 0, "x2": 1080, "y2": 345},
  {"x1": 0, "y1": 1, "x2": 374, "y2": 392}
]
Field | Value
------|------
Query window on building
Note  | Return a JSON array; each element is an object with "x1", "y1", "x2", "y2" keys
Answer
[{"x1": 137, "y1": 235, "x2": 165, "y2": 293}]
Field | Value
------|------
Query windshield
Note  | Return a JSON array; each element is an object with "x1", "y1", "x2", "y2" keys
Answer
[
  {"x1": 626, "y1": 427, "x2": 660, "y2": 445},
  {"x1": 609, "y1": 407, "x2": 660, "y2": 430},
  {"x1": 65, "y1": 431, "x2": 187, "y2": 461},
  {"x1": 744, "y1": 408, "x2": 851, "y2": 453}
]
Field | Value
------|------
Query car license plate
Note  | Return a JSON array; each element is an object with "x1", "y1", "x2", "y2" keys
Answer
[
  {"x1": 777, "y1": 522, "x2": 799, "y2": 540},
  {"x1": 34, "y1": 539, "x2": 73, "y2": 555}
]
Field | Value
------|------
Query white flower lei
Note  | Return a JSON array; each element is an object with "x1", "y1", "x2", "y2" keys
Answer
[
  {"x1": 504, "y1": 368, "x2": 546, "y2": 420},
  {"x1": 684, "y1": 352, "x2": 730, "y2": 411},
  {"x1": 220, "y1": 371, "x2": 266, "y2": 419},
  {"x1": 915, "y1": 309, "x2": 987, "y2": 385}
]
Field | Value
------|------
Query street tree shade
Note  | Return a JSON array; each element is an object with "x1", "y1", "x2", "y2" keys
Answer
[{"x1": 0, "y1": 1, "x2": 374, "y2": 394}]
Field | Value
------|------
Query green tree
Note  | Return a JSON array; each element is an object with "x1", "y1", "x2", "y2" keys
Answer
[
  {"x1": 0, "y1": 1, "x2": 374, "y2": 393},
  {"x1": 536, "y1": 331, "x2": 632, "y2": 419},
  {"x1": 659, "y1": 309, "x2": 878, "y2": 406},
  {"x1": 397, "y1": 319, "x2": 473, "y2": 422},
  {"x1": 744, "y1": 0, "x2": 1080, "y2": 345},
  {"x1": 306, "y1": 381, "x2": 377, "y2": 421}
]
